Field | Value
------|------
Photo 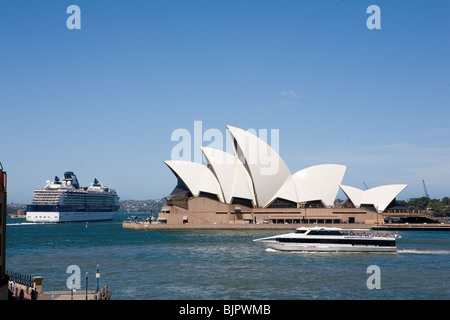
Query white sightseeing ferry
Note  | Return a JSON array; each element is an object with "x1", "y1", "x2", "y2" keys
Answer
[
  {"x1": 26, "y1": 171, "x2": 120, "y2": 223},
  {"x1": 253, "y1": 227, "x2": 400, "y2": 252}
]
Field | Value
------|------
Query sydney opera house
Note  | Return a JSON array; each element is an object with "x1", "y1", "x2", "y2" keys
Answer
[{"x1": 158, "y1": 125, "x2": 408, "y2": 225}]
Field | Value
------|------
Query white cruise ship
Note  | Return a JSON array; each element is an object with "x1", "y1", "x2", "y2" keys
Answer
[{"x1": 26, "y1": 172, "x2": 120, "y2": 223}]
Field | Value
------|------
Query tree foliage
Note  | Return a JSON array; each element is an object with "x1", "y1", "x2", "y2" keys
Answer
[{"x1": 397, "y1": 197, "x2": 450, "y2": 217}]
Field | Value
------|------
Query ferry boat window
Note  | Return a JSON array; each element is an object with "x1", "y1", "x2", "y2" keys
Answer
[
  {"x1": 294, "y1": 229, "x2": 307, "y2": 234},
  {"x1": 308, "y1": 230, "x2": 342, "y2": 236}
]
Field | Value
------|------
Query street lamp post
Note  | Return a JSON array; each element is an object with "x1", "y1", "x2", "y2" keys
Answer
[
  {"x1": 96, "y1": 265, "x2": 100, "y2": 294},
  {"x1": 85, "y1": 272, "x2": 88, "y2": 300}
]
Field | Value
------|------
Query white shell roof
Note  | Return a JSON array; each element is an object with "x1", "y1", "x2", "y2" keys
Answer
[
  {"x1": 164, "y1": 160, "x2": 224, "y2": 203},
  {"x1": 201, "y1": 147, "x2": 256, "y2": 206},
  {"x1": 295, "y1": 164, "x2": 347, "y2": 207},
  {"x1": 269, "y1": 164, "x2": 346, "y2": 207},
  {"x1": 339, "y1": 184, "x2": 407, "y2": 213},
  {"x1": 226, "y1": 125, "x2": 291, "y2": 208}
]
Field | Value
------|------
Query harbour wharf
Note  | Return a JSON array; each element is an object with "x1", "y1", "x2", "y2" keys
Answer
[
  {"x1": 373, "y1": 223, "x2": 450, "y2": 231},
  {"x1": 123, "y1": 222, "x2": 450, "y2": 231},
  {"x1": 38, "y1": 290, "x2": 97, "y2": 300},
  {"x1": 123, "y1": 222, "x2": 307, "y2": 230},
  {"x1": 38, "y1": 285, "x2": 111, "y2": 300}
]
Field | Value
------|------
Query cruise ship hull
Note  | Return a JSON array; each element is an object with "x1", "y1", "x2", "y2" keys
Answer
[
  {"x1": 26, "y1": 211, "x2": 115, "y2": 223},
  {"x1": 26, "y1": 171, "x2": 120, "y2": 223}
]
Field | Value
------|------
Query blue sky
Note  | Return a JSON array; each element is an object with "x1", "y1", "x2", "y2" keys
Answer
[{"x1": 1, "y1": 0, "x2": 449, "y2": 203}]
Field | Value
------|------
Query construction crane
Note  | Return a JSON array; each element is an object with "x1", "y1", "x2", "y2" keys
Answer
[{"x1": 422, "y1": 180, "x2": 430, "y2": 198}]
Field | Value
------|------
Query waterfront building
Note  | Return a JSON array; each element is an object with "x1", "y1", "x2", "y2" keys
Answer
[{"x1": 158, "y1": 126, "x2": 408, "y2": 226}]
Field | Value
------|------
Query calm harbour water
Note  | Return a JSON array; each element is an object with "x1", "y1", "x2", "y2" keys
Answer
[{"x1": 6, "y1": 213, "x2": 450, "y2": 300}]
